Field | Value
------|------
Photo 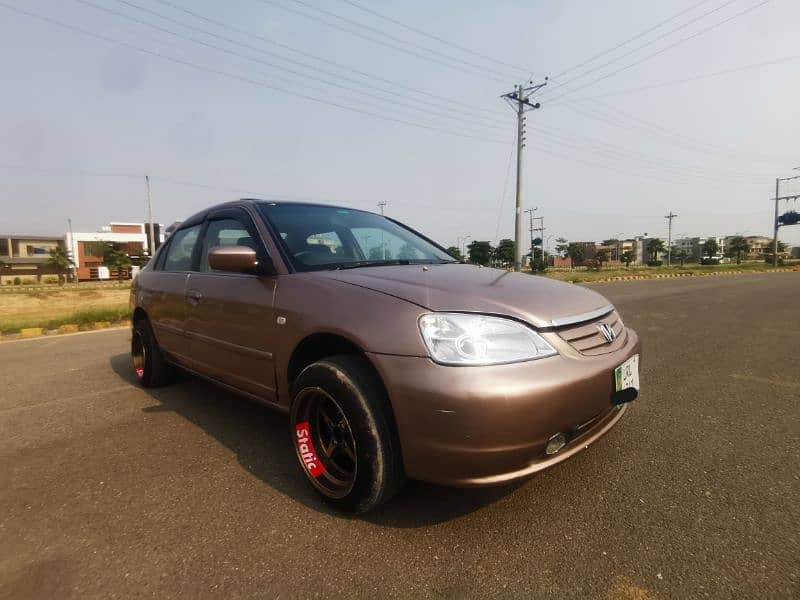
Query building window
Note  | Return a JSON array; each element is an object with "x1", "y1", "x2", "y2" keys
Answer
[
  {"x1": 26, "y1": 244, "x2": 51, "y2": 255},
  {"x1": 0, "y1": 239, "x2": 8, "y2": 256},
  {"x1": 83, "y1": 242, "x2": 106, "y2": 257}
]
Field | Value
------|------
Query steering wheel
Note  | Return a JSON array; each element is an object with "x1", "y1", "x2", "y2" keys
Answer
[{"x1": 293, "y1": 250, "x2": 315, "y2": 262}]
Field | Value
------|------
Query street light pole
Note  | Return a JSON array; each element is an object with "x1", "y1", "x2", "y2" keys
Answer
[
  {"x1": 773, "y1": 178, "x2": 780, "y2": 268},
  {"x1": 773, "y1": 168, "x2": 800, "y2": 267}
]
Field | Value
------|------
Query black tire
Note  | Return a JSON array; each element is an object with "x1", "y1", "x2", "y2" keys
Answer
[
  {"x1": 131, "y1": 317, "x2": 173, "y2": 388},
  {"x1": 289, "y1": 354, "x2": 405, "y2": 514}
]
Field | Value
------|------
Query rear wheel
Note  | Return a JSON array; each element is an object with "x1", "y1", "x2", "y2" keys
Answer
[
  {"x1": 132, "y1": 318, "x2": 173, "y2": 387},
  {"x1": 290, "y1": 355, "x2": 404, "y2": 513}
]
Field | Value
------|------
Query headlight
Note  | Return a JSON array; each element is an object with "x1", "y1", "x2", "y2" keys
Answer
[{"x1": 418, "y1": 313, "x2": 557, "y2": 366}]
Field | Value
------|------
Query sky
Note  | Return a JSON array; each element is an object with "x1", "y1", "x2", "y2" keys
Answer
[{"x1": 1, "y1": 0, "x2": 799, "y2": 251}]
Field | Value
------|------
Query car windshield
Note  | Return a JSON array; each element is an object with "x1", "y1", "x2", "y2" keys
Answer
[{"x1": 258, "y1": 203, "x2": 457, "y2": 272}]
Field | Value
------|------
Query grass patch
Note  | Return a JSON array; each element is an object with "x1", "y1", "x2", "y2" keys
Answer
[
  {"x1": 540, "y1": 262, "x2": 798, "y2": 283},
  {"x1": 0, "y1": 306, "x2": 130, "y2": 335}
]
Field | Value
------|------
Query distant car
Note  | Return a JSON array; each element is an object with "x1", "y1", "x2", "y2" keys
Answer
[{"x1": 130, "y1": 200, "x2": 641, "y2": 513}]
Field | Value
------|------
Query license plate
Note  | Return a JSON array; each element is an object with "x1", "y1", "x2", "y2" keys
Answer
[{"x1": 614, "y1": 354, "x2": 640, "y2": 392}]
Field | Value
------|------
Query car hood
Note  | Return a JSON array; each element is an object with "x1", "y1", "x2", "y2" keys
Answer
[{"x1": 315, "y1": 264, "x2": 611, "y2": 328}]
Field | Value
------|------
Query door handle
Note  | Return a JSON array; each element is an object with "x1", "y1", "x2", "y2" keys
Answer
[{"x1": 186, "y1": 290, "x2": 203, "y2": 304}]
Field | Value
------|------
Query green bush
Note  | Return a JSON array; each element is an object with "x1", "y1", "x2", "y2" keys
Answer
[
  {"x1": 646, "y1": 260, "x2": 663, "y2": 267},
  {"x1": 43, "y1": 276, "x2": 59, "y2": 284},
  {"x1": 13, "y1": 277, "x2": 21, "y2": 285},
  {"x1": 700, "y1": 258, "x2": 720, "y2": 265}
]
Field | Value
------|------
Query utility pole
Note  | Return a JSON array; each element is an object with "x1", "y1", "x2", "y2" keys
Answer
[
  {"x1": 533, "y1": 216, "x2": 546, "y2": 263},
  {"x1": 145, "y1": 175, "x2": 156, "y2": 258},
  {"x1": 502, "y1": 79, "x2": 547, "y2": 272},
  {"x1": 665, "y1": 211, "x2": 677, "y2": 266},
  {"x1": 377, "y1": 201, "x2": 387, "y2": 259},
  {"x1": 524, "y1": 207, "x2": 536, "y2": 265}
]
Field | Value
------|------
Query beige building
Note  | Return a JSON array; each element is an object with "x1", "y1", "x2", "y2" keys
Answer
[{"x1": 0, "y1": 234, "x2": 66, "y2": 284}]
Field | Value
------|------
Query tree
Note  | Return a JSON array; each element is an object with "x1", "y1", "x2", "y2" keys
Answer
[
  {"x1": 47, "y1": 245, "x2": 74, "y2": 286},
  {"x1": 467, "y1": 240, "x2": 494, "y2": 266},
  {"x1": 595, "y1": 248, "x2": 610, "y2": 270},
  {"x1": 103, "y1": 245, "x2": 132, "y2": 281},
  {"x1": 646, "y1": 238, "x2": 665, "y2": 262},
  {"x1": 566, "y1": 242, "x2": 586, "y2": 267},
  {"x1": 671, "y1": 246, "x2": 689, "y2": 266},
  {"x1": 725, "y1": 236, "x2": 749, "y2": 264},
  {"x1": 554, "y1": 237, "x2": 569, "y2": 258},
  {"x1": 763, "y1": 240, "x2": 788, "y2": 264},
  {"x1": 621, "y1": 250, "x2": 636, "y2": 268},
  {"x1": 702, "y1": 238, "x2": 719, "y2": 259},
  {"x1": 495, "y1": 239, "x2": 515, "y2": 268},
  {"x1": 397, "y1": 243, "x2": 417, "y2": 260},
  {"x1": 445, "y1": 246, "x2": 463, "y2": 261},
  {"x1": 368, "y1": 245, "x2": 393, "y2": 260}
]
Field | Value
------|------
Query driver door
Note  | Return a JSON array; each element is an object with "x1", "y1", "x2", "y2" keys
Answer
[{"x1": 183, "y1": 208, "x2": 278, "y2": 402}]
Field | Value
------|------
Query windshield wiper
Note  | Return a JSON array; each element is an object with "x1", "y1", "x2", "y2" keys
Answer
[
  {"x1": 335, "y1": 260, "x2": 410, "y2": 270},
  {"x1": 328, "y1": 259, "x2": 457, "y2": 270}
]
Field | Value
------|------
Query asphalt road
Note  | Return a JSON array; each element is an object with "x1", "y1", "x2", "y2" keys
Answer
[{"x1": 1, "y1": 273, "x2": 798, "y2": 599}]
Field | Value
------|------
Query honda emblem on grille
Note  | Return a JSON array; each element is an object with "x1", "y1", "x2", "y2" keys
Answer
[{"x1": 598, "y1": 323, "x2": 616, "y2": 343}]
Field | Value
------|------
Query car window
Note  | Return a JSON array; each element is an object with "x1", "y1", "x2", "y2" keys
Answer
[
  {"x1": 352, "y1": 227, "x2": 427, "y2": 261},
  {"x1": 152, "y1": 241, "x2": 169, "y2": 271},
  {"x1": 199, "y1": 217, "x2": 258, "y2": 272},
  {"x1": 258, "y1": 203, "x2": 455, "y2": 271},
  {"x1": 163, "y1": 225, "x2": 201, "y2": 272}
]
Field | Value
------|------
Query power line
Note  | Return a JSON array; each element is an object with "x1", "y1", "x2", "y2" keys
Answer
[
  {"x1": 548, "y1": 0, "x2": 735, "y2": 87},
  {"x1": 130, "y1": 0, "x2": 509, "y2": 125},
  {"x1": 494, "y1": 132, "x2": 517, "y2": 244},
  {"x1": 79, "y1": 0, "x2": 509, "y2": 137},
  {"x1": 150, "y1": 0, "x2": 502, "y2": 118},
  {"x1": 333, "y1": 0, "x2": 536, "y2": 76},
  {"x1": 0, "y1": 2, "x2": 507, "y2": 144},
  {"x1": 254, "y1": 0, "x2": 512, "y2": 83},
  {"x1": 559, "y1": 100, "x2": 788, "y2": 165},
  {"x1": 548, "y1": 54, "x2": 800, "y2": 104},
  {"x1": 143, "y1": 0, "x2": 789, "y2": 172},
  {"x1": 552, "y1": 0, "x2": 717, "y2": 79},
  {"x1": 546, "y1": 0, "x2": 773, "y2": 103}
]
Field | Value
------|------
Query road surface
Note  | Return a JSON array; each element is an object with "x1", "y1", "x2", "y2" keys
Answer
[{"x1": 1, "y1": 273, "x2": 798, "y2": 599}]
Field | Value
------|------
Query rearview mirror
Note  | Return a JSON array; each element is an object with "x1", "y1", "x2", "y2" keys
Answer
[{"x1": 207, "y1": 245, "x2": 275, "y2": 275}]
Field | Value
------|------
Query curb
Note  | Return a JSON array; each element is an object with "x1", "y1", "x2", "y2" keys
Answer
[
  {"x1": 582, "y1": 267, "x2": 797, "y2": 284},
  {"x1": 0, "y1": 320, "x2": 130, "y2": 342}
]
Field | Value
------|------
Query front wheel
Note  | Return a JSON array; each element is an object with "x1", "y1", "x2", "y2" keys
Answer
[{"x1": 290, "y1": 355, "x2": 404, "y2": 514}]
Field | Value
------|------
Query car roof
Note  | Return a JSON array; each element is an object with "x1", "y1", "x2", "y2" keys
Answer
[{"x1": 178, "y1": 199, "x2": 382, "y2": 229}]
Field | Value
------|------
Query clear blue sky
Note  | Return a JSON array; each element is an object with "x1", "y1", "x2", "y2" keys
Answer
[{"x1": 1, "y1": 0, "x2": 798, "y2": 248}]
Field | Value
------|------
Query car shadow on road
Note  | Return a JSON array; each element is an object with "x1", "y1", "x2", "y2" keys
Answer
[{"x1": 109, "y1": 353, "x2": 519, "y2": 527}]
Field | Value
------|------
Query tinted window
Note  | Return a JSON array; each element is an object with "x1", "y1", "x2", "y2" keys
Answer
[
  {"x1": 163, "y1": 225, "x2": 201, "y2": 272},
  {"x1": 199, "y1": 217, "x2": 258, "y2": 272},
  {"x1": 258, "y1": 203, "x2": 454, "y2": 272}
]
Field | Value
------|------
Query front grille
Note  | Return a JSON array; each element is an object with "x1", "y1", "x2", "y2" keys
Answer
[{"x1": 556, "y1": 309, "x2": 626, "y2": 356}]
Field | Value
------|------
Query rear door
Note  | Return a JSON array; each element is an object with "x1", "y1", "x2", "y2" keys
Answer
[
  {"x1": 146, "y1": 223, "x2": 202, "y2": 364},
  {"x1": 184, "y1": 208, "x2": 278, "y2": 402}
]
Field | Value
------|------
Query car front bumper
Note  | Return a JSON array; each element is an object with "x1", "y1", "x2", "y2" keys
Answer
[{"x1": 367, "y1": 328, "x2": 640, "y2": 487}]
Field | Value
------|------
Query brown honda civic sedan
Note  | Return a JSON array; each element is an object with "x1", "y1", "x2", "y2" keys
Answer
[{"x1": 130, "y1": 200, "x2": 640, "y2": 513}]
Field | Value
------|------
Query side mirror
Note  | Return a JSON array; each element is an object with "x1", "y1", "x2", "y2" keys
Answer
[{"x1": 207, "y1": 245, "x2": 276, "y2": 275}]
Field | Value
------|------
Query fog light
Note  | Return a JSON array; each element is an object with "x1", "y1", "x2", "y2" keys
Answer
[{"x1": 545, "y1": 432, "x2": 567, "y2": 455}]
